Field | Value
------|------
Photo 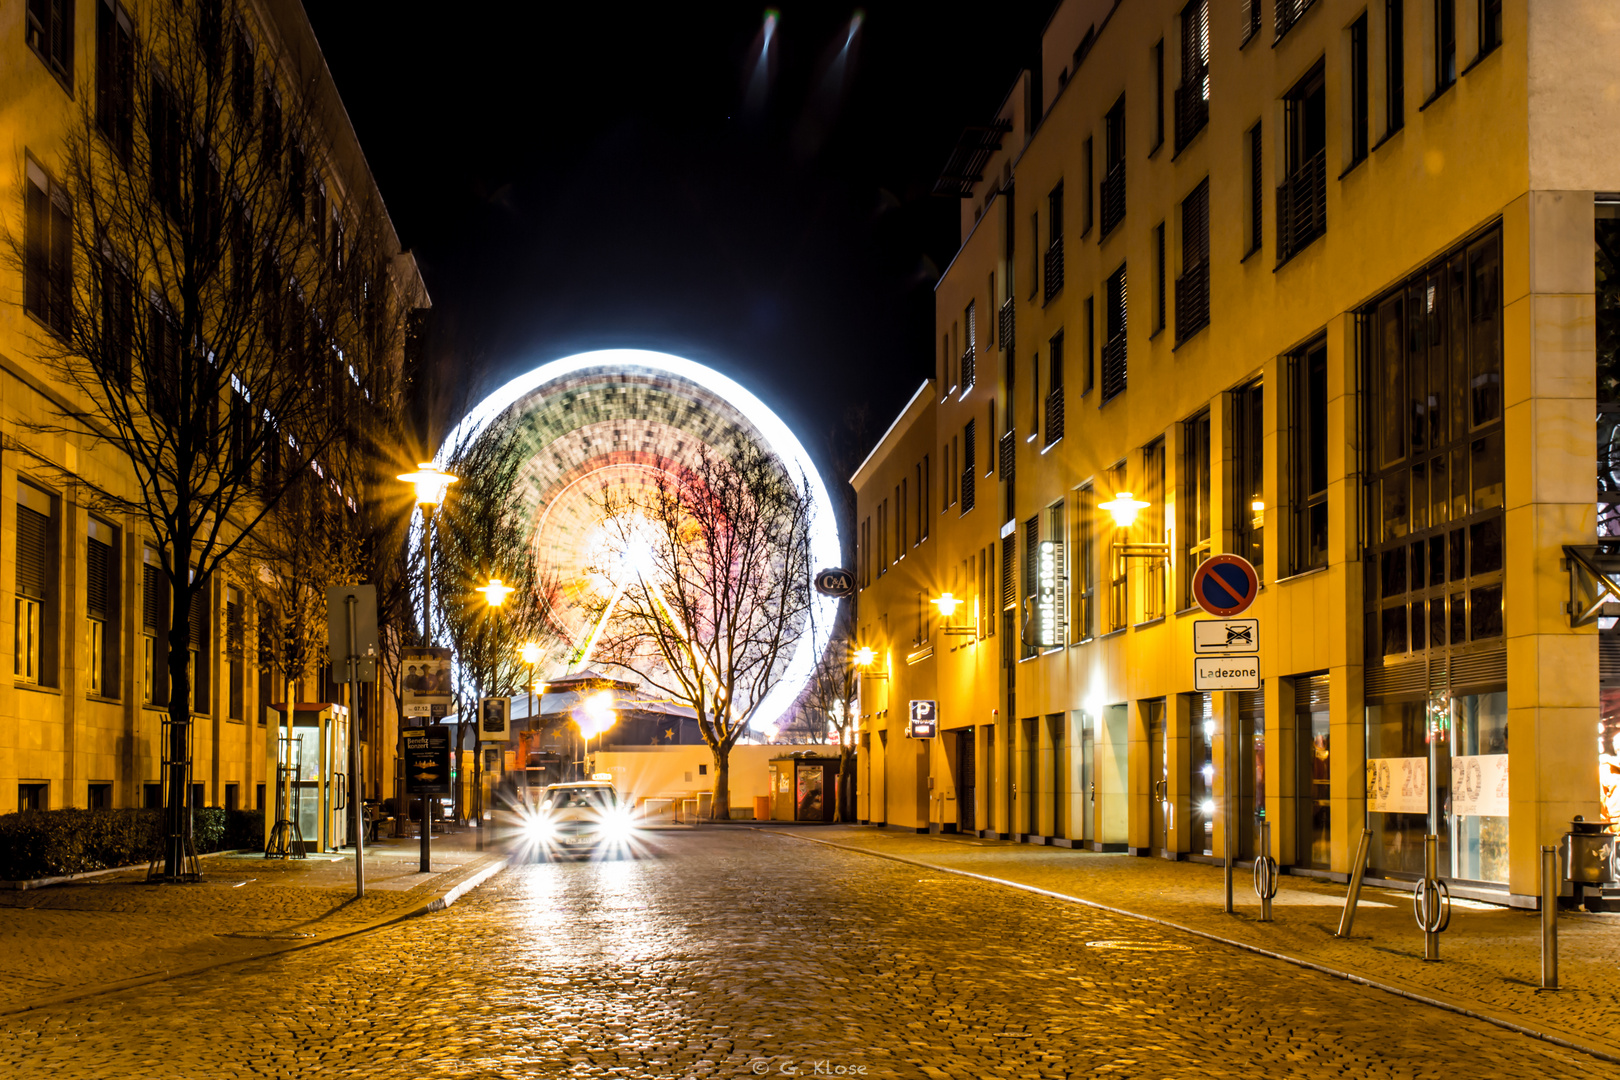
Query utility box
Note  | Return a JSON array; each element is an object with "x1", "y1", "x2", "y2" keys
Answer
[{"x1": 769, "y1": 754, "x2": 839, "y2": 823}]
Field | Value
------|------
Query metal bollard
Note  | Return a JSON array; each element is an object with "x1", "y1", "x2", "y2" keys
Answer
[
  {"x1": 1336, "y1": 828, "x2": 1373, "y2": 938},
  {"x1": 1252, "y1": 819, "x2": 1279, "y2": 921},
  {"x1": 1413, "y1": 833, "x2": 1451, "y2": 961},
  {"x1": 1542, "y1": 845, "x2": 1560, "y2": 990}
]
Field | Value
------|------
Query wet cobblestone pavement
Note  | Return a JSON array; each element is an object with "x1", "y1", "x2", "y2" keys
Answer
[{"x1": 0, "y1": 829, "x2": 1612, "y2": 1079}]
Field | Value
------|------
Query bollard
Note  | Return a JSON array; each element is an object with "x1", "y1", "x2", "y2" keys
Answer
[
  {"x1": 1252, "y1": 819, "x2": 1279, "y2": 921},
  {"x1": 1336, "y1": 828, "x2": 1373, "y2": 938},
  {"x1": 1413, "y1": 833, "x2": 1450, "y2": 961},
  {"x1": 1542, "y1": 845, "x2": 1559, "y2": 990}
]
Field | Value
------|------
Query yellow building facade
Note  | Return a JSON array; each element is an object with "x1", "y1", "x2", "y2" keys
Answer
[
  {"x1": 855, "y1": 0, "x2": 1617, "y2": 906},
  {"x1": 0, "y1": 0, "x2": 421, "y2": 818}
]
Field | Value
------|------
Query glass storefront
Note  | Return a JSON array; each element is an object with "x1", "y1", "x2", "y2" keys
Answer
[
  {"x1": 1189, "y1": 693, "x2": 1214, "y2": 856},
  {"x1": 1237, "y1": 690, "x2": 1264, "y2": 860},
  {"x1": 1366, "y1": 690, "x2": 1507, "y2": 883},
  {"x1": 1295, "y1": 674, "x2": 1331, "y2": 869}
]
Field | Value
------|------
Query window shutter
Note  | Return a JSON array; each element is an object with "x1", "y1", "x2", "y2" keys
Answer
[
  {"x1": 1001, "y1": 537, "x2": 1015, "y2": 609},
  {"x1": 143, "y1": 563, "x2": 162, "y2": 633},
  {"x1": 1294, "y1": 672, "x2": 1329, "y2": 711},
  {"x1": 16, "y1": 505, "x2": 48, "y2": 599},
  {"x1": 189, "y1": 580, "x2": 208, "y2": 649},
  {"x1": 1023, "y1": 517, "x2": 1039, "y2": 600},
  {"x1": 87, "y1": 536, "x2": 110, "y2": 619}
]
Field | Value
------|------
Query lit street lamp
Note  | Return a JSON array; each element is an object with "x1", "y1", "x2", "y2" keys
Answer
[
  {"x1": 1099, "y1": 491, "x2": 1169, "y2": 560},
  {"x1": 518, "y1": 642, "x2": 543, "y2": 802},
  {"x1": 579, "y1": 689, "x2": 618, "y2": 777},
  {"x1": 472, "y1": 575, "x2": 513, "y2": 852},
  {"x1": 399, "y1": 462, "x2": 456, "y2": 872}
]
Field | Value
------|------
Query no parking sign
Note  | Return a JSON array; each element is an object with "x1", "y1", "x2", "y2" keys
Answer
[{"x1": 1191, "y1": 555, "x2": 1260, "y2": 617}]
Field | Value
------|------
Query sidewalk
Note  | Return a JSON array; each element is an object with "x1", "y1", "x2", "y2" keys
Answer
[
  {"x1": 0, "y1": 829, "x2": 506, "y2": 1014},
  {"x1": 776, "y1": 826, "x2": 1620, "y2": 1062}
]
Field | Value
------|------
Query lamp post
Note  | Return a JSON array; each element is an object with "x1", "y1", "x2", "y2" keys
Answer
[
  {"x1": 519, "y1": 642, "x2": 542, "y2": 803},
  {"x1": 470, "y1": 576, "x2": 514, "y2": 852},
  {"x1": 580, "y1": 689, "x2": 617, "y2": 778},
  {"x1": 399, "y1": 463, "x2": 456, "y2": 873}
]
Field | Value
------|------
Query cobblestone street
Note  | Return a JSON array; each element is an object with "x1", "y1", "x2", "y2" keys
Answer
[{"x1": 0, "y1": 828, "x2": 1613, "y2": 1079}]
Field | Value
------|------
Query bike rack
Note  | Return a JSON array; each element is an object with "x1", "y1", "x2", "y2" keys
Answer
[
  {"x1": 1413, "y1": 833, "x2": 1451, "y2": 961},
  {"x1": 1252, "y1": 819, "x2": 1279, "y2": 921}
]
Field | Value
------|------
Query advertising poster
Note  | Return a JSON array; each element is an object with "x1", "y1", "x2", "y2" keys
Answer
[
  {"x1": 1451, "y1": 754, "x2": 1509, "y2": 817},
  {"x1": 479, "y1": 696, "x2": 511, "y2": 741},
  {"x1": 402, "y1": 646, "x2": 453, "y2": 718},
  {"x1": 1366, "y1": 756, "x2": 1428, "y2": 814}
]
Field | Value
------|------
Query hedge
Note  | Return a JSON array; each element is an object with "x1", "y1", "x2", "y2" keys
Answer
[{"x1": 0, "y1": 807, "x2": 264, "y2": 881}]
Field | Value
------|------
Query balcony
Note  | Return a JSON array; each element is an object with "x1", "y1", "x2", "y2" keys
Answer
[
  {"x1": 1174, "y1": 74, "x2": 1209, "y2": 154},
  {"x1": 1100, "y1": 334, "x2": 1127, "y2": 403},
  {"x1": 1044, "y1": 385, "x2": 1064, "y2": 447},
  {"x1": 1174, "y1": 258, "x2": 1210, "y2": 344},
  {"x1": 1044, "y1": 238, "x2": 1064, "y2": 302},
  {"x1": 1100, "y1": 161, "x2": 1125, "y2": 238},
  {"x1": 960, "y1": 344, "x2": 975, "y2": 393},
  {"x1": 1276, "y1": 147, "x2": 1327, "y2": 263}
]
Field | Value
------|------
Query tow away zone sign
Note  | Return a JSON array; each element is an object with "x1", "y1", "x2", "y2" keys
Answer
[{"x1": 1194, "y1": 656, "x2": 1260, "y2": 691}]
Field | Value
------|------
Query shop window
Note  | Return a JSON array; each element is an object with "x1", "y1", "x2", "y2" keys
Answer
[
  {"x1": 1141, "y1": 441, "x2": 1166, "y2": 622},
  {"x1": 1295, "y1": 674, "x2": 1331, "y2": 870},
  {"x1": 1232, "y1": 380, "x2": 1265, "y2": 578}
]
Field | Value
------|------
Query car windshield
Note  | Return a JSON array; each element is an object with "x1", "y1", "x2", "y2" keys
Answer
[{"x1": 545, "y1": 788, "x2": 614, "y2": 811}]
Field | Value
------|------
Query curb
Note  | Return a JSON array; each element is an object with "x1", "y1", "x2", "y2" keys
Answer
[
  {"x1": 0, "y1": 847, "x2": 255, "y2": 891},
  {"x1": 765, "y1": 829, "x2": 1620, "y2": 1068},
  {"x1": 0, "y1": 853, "x2": 510, "y2": 1017}
]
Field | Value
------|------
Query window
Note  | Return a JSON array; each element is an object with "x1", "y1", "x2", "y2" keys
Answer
[
  {"x1": 1153, "y1": 223, "x2": 1167, "y2": 335},
  {"x1": 143, "y1": 783, "x2": 162, "y2": 809},
  {"x1": 255, "y1": 783, "x2": 265, "y2": 811},
  {"x1": 1153, "y1": 40, "x2": 1166, "y2": 153},
  {"x1": 232, "y1": 26, "x2": 256, "y2": 120},
  {"x1": 1277, "y1": 0, "x2": 1319, "y2": 41},
  {"x1": 1245, "y1": 121, "x2": 1264, "y2": 258},
  {"x1": 1177, "y1": 179, "x2": 1210, "y2": 343},
  {"x1": 192, "y1": 783, "x2": 206, "y2": 809},
  {"x1": 1083, "y1": 296, "x2": 1096, "y2": 395},
  {"x1": 1073, "y1": 485, "x2": 1096, "y2": 641},
  {"x1": 88, "y1": 783, "x2": 112, "y2": 809},
  {"x1": 1182, "y1": 412, "x2": 1213, "y2": 608},
  {"x1": 877, "y1": 500, "x2": 887, "y2": 575},
  {"x1": 1101, "y1": 96, "x2": 1126, "y2": 237},
  {"x1": 1106, "y1": 462, "x2": 1128, "y2": 632},
  {"x1": 225, "y1": 783, "x2": 239, "y2": 811},
  {"x1": 1233, "y1": 380, "x2": 1266, "y2": 578},
  {"x1": 15, "y1": 484, "x2": 53, "y2": 686},
  {"x1": 257, "y1": 600, "x2": 277, "y2": 724},
  {"x1": 1387, "y1": 0, "x2": 1406, "y2": 134},
  {"x1": 96, "y1": 1, "x2": 135, "y2": 163},
  {"x1": 962, "y1": 421, "x2": 977, "y2": 513},
  {"x1": 1363, "y1": 228, "x2": 1503, "y2": 662},
  {"x1": 1141, "y1": 441, "x2": 1167, "y2": 622},
  {"x1": 1175, "y1": 0, "x2": 1210, "y2": 153},
  {"x1": 1241, "y1": 0, "x2": 1262, "y2": 46},
  {"x1": 1102, "y1": 264, "x2": 1128, "y2": 403},
  {"x1": 226, "y1": 586, "x2": 244, "y2": 721},
  {"x1": 1045, "y1": 184, "x2": 1064, "y2": 302},
  {"x1": 963, "y1": 301, "x2": 977, "y2": 390},
  {"x1": 17, "y1": 783, "x2": 47, "y2": 812},
  {"x1": 98, "y1": 244, "x2": 133, "y2": 385},
  {"x1": 1349, "y1": 13, "x2": 1370, "y2": 167},
  {"x1": 1433, "y1": 0, "x2": 1456, "y2": 93},
  {"x1": 1081, "y1": 137, "x2": 1094, "y2": 236},
  {"x1": 898, "y1": 481, "x2": 907, "y2": 551},
  {"x1": 921, "y1": 455, "x2": 930, "y2": 536},
  {"x1": 1022, "y1": 516, "x2": 1040, "y2": 658},
  {"x1": 24, "y1": 160, "x2": 72, "y2": 336},
  {"x1": 148, "y1": 75, "x2": 183, "y2": 220},
  {"x1": 87, "y1": 516, "x2": 118, "y2": 697},
  {"x1": 26, "y1": 0, "x2": 74, "y2": 83},
  {"x1": 1042, "y1": 503, "x2": 1067, "y2": 647},
  {"x1": 1278, "y1": 62, "x2": 1327, "y2": 263},
  {"x1": 143, "y1": 547, "x2": 167, "y2": 705},
  {"x1": 1045, "y1": 333, "x2": 1065, "y2": 447},
  {"x1": 1479, "y1": 0, "x2": 1502, "y2": 55},
  {"x1": 1291, "y1": 340, "x2": 1330, "y2": 572},
  {"x1": 189, "y1": 575, "x2": 211, "y2": 714}
]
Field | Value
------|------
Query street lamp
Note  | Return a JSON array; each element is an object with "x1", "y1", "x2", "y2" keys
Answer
[
  {"x1": 931, "y1": 592, "x2": 977, "y2": 636},
  {"x1": 477, "y1": 577, "x2": 514, "y2": 607},
  {"x1": 1099, "y1": 491, "x2": 1170, "y2": 560},
  {"x1": 579, "y1": 689, "x2": 618, "y2": 777},
  {"x1": 398, "y1": 462, "x2": 456, "y2": 873},
  {"x1": 470, "y1": 576, "x2": 514, "y2": 852}
]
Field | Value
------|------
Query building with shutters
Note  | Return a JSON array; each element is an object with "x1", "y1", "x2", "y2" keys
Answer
[
  {"x1": 0, "y1": 1, "x2": 423, "y2": 820},
  {"x1": 853, "y1": 0, "x2": 1620, "y2": 908}
]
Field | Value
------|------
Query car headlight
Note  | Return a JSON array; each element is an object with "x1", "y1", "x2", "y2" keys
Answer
[
  {"x1": 602, "y1": 813, "x2": 635, "y2": 842},
  {"x1": 524, "y1": 816, "x2": 554, "y2": 841}
]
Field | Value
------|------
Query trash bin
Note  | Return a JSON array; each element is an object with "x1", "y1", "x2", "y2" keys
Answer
[
  {"x1": 1564, "y1": 816, "x2": 1616, "y2": 883},
  {"x1": 754, "y1": 795, "x2": 771, "y2": 822}
]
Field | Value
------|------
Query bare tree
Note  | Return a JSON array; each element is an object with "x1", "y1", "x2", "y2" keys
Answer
[
  {"x1": 803, "y1": 601, "x2": 858, "y2": 821},
  {"x1": 3, "y1": 0, "x2": 417, "y2": 875},
  {"x1": 592, "y1": 444, "x2": 813, "y2": 819}
]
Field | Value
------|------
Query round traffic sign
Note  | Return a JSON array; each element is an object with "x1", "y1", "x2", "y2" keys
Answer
[{"x1": 1191, "y1": 555, "x2": 1260, "y2": 617}]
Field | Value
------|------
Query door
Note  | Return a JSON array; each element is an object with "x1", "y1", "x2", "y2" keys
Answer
[
  {"x1": 1147, "y1": 700, "x2": 1168, "y2": 854},
  {"x1": 957, "y1": 728, "x2": 977, "y2": 833},
  {"x1": 1189, "y1": 694, "x2": 1215, "y2": 856},
  {"x1": 1080, "y1": 712, "x2": 1095, "y2": 844},
  {"x1": 1021, "y1": 717, "x2": 1040, "y2": 838},
  {"x1": 1295, "y1": 674, "x2": 1331, "y2": 869},
  {"x1": 1237, "y1": 691, "x2": 1265, "y2": 860},
  {"x1": 1048, "y1": 714, "x2": 1065, "y2": 840},
  {"x1": 982, "y1": 726, "x2": 996, "y2": 836}
]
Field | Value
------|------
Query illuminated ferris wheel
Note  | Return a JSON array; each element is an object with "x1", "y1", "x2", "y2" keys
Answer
[{"x1": 436, "y1": 350, "x2": 840, "y2": 729}]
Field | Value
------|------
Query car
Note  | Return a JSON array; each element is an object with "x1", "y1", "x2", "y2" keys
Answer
[{"x1": 520, "y1": 780, "x2": 637, "y2": 858}]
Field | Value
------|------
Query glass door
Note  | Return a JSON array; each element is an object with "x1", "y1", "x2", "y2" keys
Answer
[
  {"x1": 1237, "y1": 691, "x2": 1265, "y2": 860},
  {"x1": 1189, "y1": 694, "x2": 1214, "y2": 856},
  {"x1": 1021, "y1": 717, "x2": 1040, "y2": 838},
  {"x1": 1296, "y1": 674, "x2": 1331, "y2": 869},
  {"x1": 957, "y1": 728, "x2": 977, "y2": 833},
  {"x1": 1048, "y1": 714, "x2": 1065, "y2": 841},
  {"x1": 1080, "y1": 712, "x2": 1095, "y2": 844},
  {"x1": 1445, "y1": 690, "x2": 1508, "y2": 882}
]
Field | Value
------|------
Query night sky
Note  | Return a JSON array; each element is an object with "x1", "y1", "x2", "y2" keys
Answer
[{"x1": 304, "y1": 1, "x2": 1052, "y2": 481}]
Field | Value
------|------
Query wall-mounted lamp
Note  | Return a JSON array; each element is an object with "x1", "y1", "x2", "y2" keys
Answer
[
  {"x1": 1100, "y1": 491, "x2": 1170, "y2": 560},
  {"x1": 931, "y1": 592, "x2": 978, "y2": 636},
  {"x1": 853, "y1": 644, "x2": 890, "y2": 679}
]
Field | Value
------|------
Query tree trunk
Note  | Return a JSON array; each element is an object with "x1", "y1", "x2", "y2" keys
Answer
[
  {"x1": 163, "y1": 580, "x2": 194, "y2": 879},
  {"x1": 711, "y1": 746, "x2": 731, "y2": 821}
]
